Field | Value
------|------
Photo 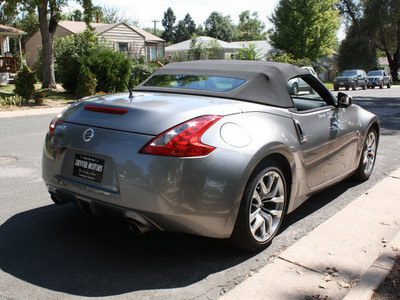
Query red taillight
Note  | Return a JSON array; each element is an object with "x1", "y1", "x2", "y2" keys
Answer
[
  {"x1": 49, "y1": 115, "x2": 62, "y2": 135},
  {"x1": 140, "y1": 115, "x2": 222, "y2": 157},
  {"x1": 84, "y1": 105, "x2": 128, "y2": 115}
]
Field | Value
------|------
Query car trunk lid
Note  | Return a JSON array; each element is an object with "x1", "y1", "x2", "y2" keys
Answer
[{"x1": 59, "y1": 92, "x2": 242, "y2": 135}]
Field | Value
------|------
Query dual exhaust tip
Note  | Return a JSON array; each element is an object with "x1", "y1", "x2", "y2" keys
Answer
[{"x1": 50, "y1": 193, "x2": 150, "y2": 235}]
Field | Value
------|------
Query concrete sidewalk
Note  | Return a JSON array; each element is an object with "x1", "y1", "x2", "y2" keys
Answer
[
  {"x1": 0, "y1": 106, "x2": 66, "y2": 119},
  {"x1": 221, "y1": 169, "x2": 400, "y2": 300}
]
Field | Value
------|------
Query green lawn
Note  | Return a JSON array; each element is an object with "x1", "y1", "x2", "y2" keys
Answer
[
  {"x1": 323, "y1": 82, "x2": 333, "y2": 90},
  {"x1": 0, "y1": 83, "x2": 77, "y2": 102}
]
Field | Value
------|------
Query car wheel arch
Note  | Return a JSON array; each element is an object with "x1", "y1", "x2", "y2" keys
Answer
[{"x1": 236, "y1": 151, "x2": 294, "y2": 217}]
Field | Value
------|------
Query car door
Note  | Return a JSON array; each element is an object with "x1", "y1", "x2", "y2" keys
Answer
[{"x1": 288, "y1": 76, "x2": 359, "y2": 188}]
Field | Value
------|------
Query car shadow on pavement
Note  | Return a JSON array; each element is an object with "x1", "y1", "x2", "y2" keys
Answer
[
  {"x1": 280, "y1": 178, "x2": 363, "y2": 235},
  {"x1": 0, "y1": 204, "x2": 254, "y2": 297}
]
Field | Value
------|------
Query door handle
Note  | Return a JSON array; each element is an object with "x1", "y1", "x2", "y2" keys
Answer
[{"x1": 294, "y1": 119, "x2": 308, "y2": 143}]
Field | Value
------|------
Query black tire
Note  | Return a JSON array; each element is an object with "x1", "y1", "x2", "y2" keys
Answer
[
  {"x1": 352, "y1": 84, "x2": 357, "y2": 90},
  {"x1": 345, "y1": 86, "x2": 350, "y2": 91},
  {"x1": 379, "y1": 83, "x2": 384, "y2": 89},
  {"x1": 353, "y1": 128, "x2": 378, "y2": 181},
  {"x1": 230, "y1": 160, "x2": 287, "y2": 252},
  {"x1": 334, "y1": 86, "x2": 339, "y2": 91},
  {"x1": 362, "y1": 83, "x2": 367, "y2": 90},
  {"x1": 388, "y1": 82, "x2": 391, "y2": 88}
]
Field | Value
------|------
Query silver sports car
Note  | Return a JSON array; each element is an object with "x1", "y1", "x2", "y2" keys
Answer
[{"x1": 42, "y1": 60, "x2": 379, "y2": 251}]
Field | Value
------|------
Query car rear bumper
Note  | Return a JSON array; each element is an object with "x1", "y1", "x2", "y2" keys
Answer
[{"x1": 42, "y1": 125, "x2": 252, "y2": 239}]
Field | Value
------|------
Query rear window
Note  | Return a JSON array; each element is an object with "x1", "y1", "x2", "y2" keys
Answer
[
  {"x1": 144, "y1": 74, "x2": 247, "y2": 92},
  {"x1": 342, "y1": 70, "x2": 357, "y2": 76}
]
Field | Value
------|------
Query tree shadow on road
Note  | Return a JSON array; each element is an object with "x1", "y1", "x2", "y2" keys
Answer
[{"x1": 353, "y1": 97, "x2": 400, "y2": 136}]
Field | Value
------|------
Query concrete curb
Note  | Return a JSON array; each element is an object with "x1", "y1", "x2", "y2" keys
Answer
[
  {"x1": 0, "y1": 106, "x2": 66, "y2": 119},
  {"x1": 343, "y1": 231, "x2": 400, "y2": 300}
]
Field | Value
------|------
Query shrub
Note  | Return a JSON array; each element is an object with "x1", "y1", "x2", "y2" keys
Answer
[
  {"x1": 234, "y1": 43, "x2": 261, "y2": 61},
  {"x1": 14, "y1": 66, "x2": 37, "y2": 100},
  {"x1": 55, "y1": 29, "x2": 104, "y2": 92},
  {"x1": 130, "y1": 56, "x2": 158, "y2": 87},
  {"x1": 82, "y1": 49, "x2": 132, "y2": 93},
  {"x1": 75, "y1": 65, "x2": 97, "y2": 98}
]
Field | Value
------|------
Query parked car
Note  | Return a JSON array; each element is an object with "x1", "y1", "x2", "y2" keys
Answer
[
  {"x1": 302, "y1": 66, "x2": 318, "y2": 78},
  {"x1": 333, "y1": 69, "x2": 367, "y2": 91},
  {"x1": 367, "y1": 70, "x2": 392, "y2": 89},
  {"x1": 287, "y1": 76, "x2": 315, "y2": 95},
  {"x1": 42, "y1": 60, "x2": 379, "y2": 252}
]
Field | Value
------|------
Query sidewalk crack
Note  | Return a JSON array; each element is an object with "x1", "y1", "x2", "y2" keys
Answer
[{"x1": 278, "y1": 256, "x2": 323, "y2": 275}]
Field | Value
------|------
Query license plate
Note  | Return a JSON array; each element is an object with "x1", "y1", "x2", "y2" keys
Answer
[{"x1": 73, "y1": 154, "x2": 104, "y2": 183}]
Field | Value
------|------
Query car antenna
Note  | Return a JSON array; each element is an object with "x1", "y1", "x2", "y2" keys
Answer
[{"x1": 111, "y1": 56, "x2": 133, "y2": 99}]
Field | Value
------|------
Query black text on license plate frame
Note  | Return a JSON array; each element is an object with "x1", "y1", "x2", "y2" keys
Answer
[{"x1": 73, "y1": 154, "x2": 104, "y2": 183}]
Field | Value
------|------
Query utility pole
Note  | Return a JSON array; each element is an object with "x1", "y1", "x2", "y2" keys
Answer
[{"x1": 152, "y1": 20, "x2": 160, "y2": 36}]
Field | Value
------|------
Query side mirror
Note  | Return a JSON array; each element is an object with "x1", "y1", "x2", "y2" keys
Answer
[{"x1": 337, "y1": 92, "x2": 353, "y2": 107}]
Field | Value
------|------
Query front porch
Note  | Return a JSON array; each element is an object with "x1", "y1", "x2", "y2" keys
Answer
[
  {"x1": 0, "y1": 24, "x2": 27, "y2": 84},
  {"x1": 0, "y1": 56, "x2": 20, "y2": 73}
]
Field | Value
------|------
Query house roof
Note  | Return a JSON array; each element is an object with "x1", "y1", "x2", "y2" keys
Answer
[
  {"x1": 166, "y1": 36, "x2": 241, "y2": 52},
  {"x1": 0, "y1": 24, "x2": 27, "y2": 36},
  {"x1": 56, "y1": 21, "x2": 163, "y2": 42}
]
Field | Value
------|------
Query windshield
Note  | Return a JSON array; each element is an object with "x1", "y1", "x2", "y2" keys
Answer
[
  {"x1": 368, "y1": 71, "x2": 383, "y2": 76},
  {"x1": 144, "y1": 75, "x2": 247, "y2": 92},
  {"x1": 342, "y1": 70, "x2": 358, "y2": 76}
]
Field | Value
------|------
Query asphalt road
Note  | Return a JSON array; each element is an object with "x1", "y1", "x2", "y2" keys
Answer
[{"x1": 0, "y1": 87, "x2": 399, "y2": 300}]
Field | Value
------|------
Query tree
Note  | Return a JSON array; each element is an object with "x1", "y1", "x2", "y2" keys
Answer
[
  {"x1": 234, "y1": 43, "x2": 262, "y2": 60},
  {"x1": 1, "y1": 0, "x2": 94, "y2": 90},
  {"x1": 92, "y1": 5, "x2": 138, "y2": 25},
  {"x1": 143, "y1": 27, "x2": 164, "y2": 37},
  {"x1": 174, "y1": 13, "x2": 197, "y2": 43},
  {"x1": 269, "y1": 0, "x2": 340, "y2": 62},
  {"x1": 204, "y1": 12, "x2": 237, "y2": 42},
  {"x1": 365, "y1": 0, "x2": 400, "y2": 81},
  {"x1": 63, "y1": 9, "x2": 83, "y2": 21},
  {"x1": 161, "y1": 7, "x2": 176, "y2": 43},
  {"x1": 338, "y1": 33, "x2": 377, "y2": 71},
  {"x1": 339, "y1": 0, "x2": 400, "y2": 81},
  {"x1": 237, "y1": 11, "x2": 266, "y2": 41},
  {"x1": 8, "y1": 11, "x2": 39, "y2": 54},
  {"x1": 186, "y1": 35, "x2": 220, "y2": 60}
]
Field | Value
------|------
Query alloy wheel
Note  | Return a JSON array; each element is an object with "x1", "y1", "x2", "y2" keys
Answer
[
  {"x1": 362, "y1": 131, "x2": 377, "y2": 176},
  {"x1": 249, "y1": 170, "x2": 285, "y2": 243}
]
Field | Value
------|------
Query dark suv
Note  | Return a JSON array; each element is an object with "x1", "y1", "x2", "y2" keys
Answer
[{"x1": 333, "y1": 70, "x2": 367, "y2": 91}]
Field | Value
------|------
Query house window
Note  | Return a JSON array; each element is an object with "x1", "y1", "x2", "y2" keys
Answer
[
  {"x1": 119, "y1": 43, "x2": 128, "y2": 53},
  {"x1": 146, "y1": 45, "x2": 164, "y2": 62},
  {"x1": 147, "y1": 46, "x2": 156, "y2": 61}
]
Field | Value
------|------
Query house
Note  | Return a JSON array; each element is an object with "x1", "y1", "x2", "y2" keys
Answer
[
  {"x1": 25, "y1": 21, "x2": 165, "y2": 67},
  {"x1": 165, "y1": 36, "x2": 241, "y2": 61},
  {"x1": 314, "y1": 51, "x2": 339, "y2": 81},
  {"x1": 230, "y1": 40, "x2": 272, "y2": 60}
]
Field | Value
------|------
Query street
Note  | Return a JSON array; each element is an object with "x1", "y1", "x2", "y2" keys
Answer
[{"x1": 0, "y1": 87, "x2": 400, "y2": 300}]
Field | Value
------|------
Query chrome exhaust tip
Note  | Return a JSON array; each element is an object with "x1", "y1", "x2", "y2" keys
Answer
[{"x1": 127, "y1": 219, "x2": 150, "y2": 235}]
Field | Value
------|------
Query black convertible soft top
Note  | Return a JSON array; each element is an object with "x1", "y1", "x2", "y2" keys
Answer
[{"x1": 134, "y1": 60, "x2": 310, "y2": 108}]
